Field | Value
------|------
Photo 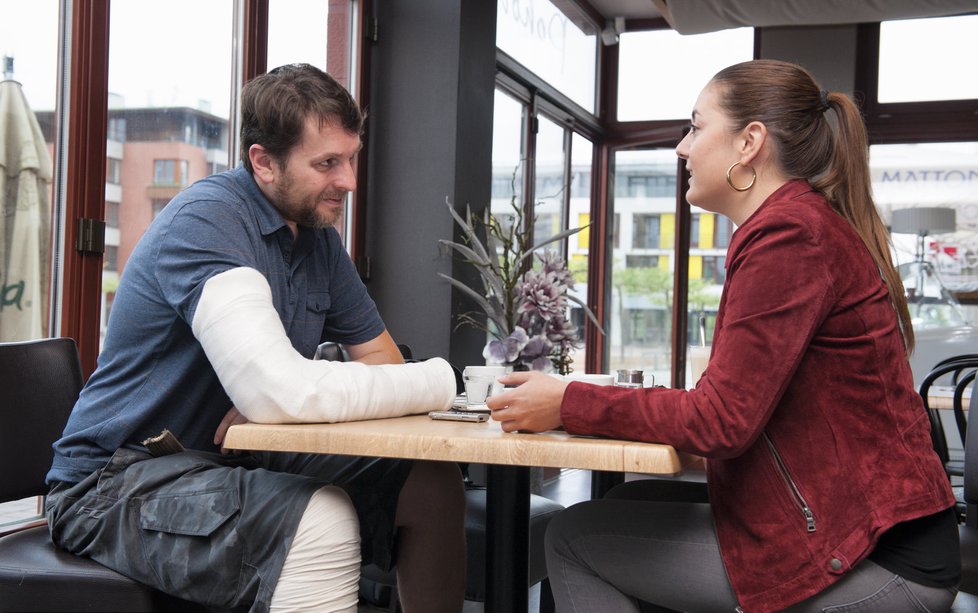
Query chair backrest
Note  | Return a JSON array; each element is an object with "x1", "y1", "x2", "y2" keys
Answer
[
  {"x1": 920, "y1": 356, "x2": 978, "y2": 469},
  {"x1": 0, "y1": 338, "x2": 83, "y2": 503},
  {"x1": 963, "y1": 376, "x2": 978, "y2": 528},
  {"x1": 954, "y1": 370, "x2": 977, "y2": 441}
]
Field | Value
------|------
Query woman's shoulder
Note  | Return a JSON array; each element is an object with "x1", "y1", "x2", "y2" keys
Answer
[{"x1": 750, "y1": 181, "x2": 844, "y2": 239}]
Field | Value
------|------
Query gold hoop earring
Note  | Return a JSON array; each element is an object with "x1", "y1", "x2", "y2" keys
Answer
[{"x1": 726, "y1": 162, "x2": 757, "y2": 192}]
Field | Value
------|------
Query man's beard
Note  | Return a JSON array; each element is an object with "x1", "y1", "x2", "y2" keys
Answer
[{"x1": 271, "y1": 169, "x2": 346, "y2": 229}]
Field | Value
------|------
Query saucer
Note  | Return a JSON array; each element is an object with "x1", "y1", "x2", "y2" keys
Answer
[
  {"x1": 456, "y1": 403, "x2": 490, "y2": 412},
  {"x1": 452, "y1": 396, "x2": 490, "y2": 412}
]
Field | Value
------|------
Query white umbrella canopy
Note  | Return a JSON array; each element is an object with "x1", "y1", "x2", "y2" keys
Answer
[{"x1": 0, "y1": 76, "x2": 52, "y2": 341}]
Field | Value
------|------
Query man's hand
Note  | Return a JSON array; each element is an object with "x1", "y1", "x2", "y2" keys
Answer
[
  {"x1": 214, "y1": 406, "x2": 249, "y2": 454},
  {"x1": 484, "y1": 371, "x2": 569, "y2": 433}
]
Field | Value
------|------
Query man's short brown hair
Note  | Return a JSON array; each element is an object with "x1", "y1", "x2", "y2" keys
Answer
[{"x1": 239, "y1": 63, "x2": 364, "y2": 173}]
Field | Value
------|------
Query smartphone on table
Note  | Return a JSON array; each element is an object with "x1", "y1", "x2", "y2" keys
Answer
[{"x1": 428, "y1": 410, "x2": 490, "y2": 422}]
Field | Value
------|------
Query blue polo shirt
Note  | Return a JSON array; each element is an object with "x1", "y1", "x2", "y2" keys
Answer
[{"x1": 48, "y1": 165, "x2": 384, "y2": 485}]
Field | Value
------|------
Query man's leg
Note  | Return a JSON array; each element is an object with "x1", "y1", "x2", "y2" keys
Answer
[
  {"x1": 269, "y1": 486, "x2": 361, "y2": 612},
  {"x1": 394, "y1": 461, "x2": 467, "y2": 613},
  {"x1": 262, "y1": 453, "x2": 467, "y2": 612},
  {"x1": 47, "y1": 449, "x2": 327, "y2": 612}
]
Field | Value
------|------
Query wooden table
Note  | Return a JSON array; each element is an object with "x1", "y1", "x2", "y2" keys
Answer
[
  {"x1": 928, "y1": 385, "x2": 972, "y2": 410},
  {"x1": 225, "y1": 414, "x2": 694, "y2": 613}
]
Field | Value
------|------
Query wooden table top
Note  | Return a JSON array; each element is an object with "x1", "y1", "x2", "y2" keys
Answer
[
  {"x1": 225, "y1": 414, "x2": 694, "y2": 475},
  {"x1": 928, "y1": 386, "x2": 972, "y2": 411}
]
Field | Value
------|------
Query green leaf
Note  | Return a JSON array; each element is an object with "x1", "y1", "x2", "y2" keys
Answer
[
  {"x1": 565, "y1": 293, "x2": 604, "y2": 334},
  {"x1": 437, "y1": 273, "x2": 509, "y2": 332},
  {"x1": 444, "y1": 199, "x2": 492, "y2": 264},
  {"x1": 438, "y1": 239, "x2": 491, "y2": 268},
  {"x1": 516, "y1": 225, "x2": 588, "y2": 267}
]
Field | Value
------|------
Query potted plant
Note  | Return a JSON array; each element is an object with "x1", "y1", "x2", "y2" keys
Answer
[{"x1": 438, "y1": 181, "x2": 602, "y2": 375}]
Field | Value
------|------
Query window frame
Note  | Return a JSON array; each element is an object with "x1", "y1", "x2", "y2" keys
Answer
[
  {"x1": 57, "y1": 0, "x2": 363, "y2": 375},
  {"x1": 596, "y1": 20, "x2": 757, "y2": 386},
  {"x1": 495, "y1": 32, "x2": 608, "y2": 372},
  {"x1": 856, "y1": 22, "x2": 978, "y2": 145}
]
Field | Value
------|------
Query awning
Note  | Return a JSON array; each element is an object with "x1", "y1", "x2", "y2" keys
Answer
[{"x1": 0, "y1": 78, "x2": 53, "y2": 341}]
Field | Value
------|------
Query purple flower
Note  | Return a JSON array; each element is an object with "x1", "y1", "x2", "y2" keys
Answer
[
  {"x1": 546, "y1": 314, "x2": 578, "y2": 344},
  {"x1": 522, "y1": 334, "x2": 553, "y2": 360},
  {"x1": 518, "y1": 269, "x2": 565, "y2": 322},
  {"x1": 483, "y1": 326, "x2": 528, "y2": 364},
  {"x1": 478, "y1": 250, "x2": 588, "y2": 374},
  {"x1": 520, "y1": 333, "x2": 555, "y2": 373},
  {"x1": 530, "y1": 355, "x2": 554, "y2": 372},
  {"x1": 539, "y1": 252, "x2": 575, "y2": 287}
]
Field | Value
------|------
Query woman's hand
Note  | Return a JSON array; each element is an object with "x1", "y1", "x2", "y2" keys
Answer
[
  {"x1": 214, "y1": 406, "x2": 249, "y2": 454},
  {"x1": 485, "y1": 371, "x2": 569, "y2": 433}
]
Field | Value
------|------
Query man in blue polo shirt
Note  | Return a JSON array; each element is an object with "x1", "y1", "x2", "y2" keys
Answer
[{"x1": 45, "y1": 64, "x2": 465, "y2": 612}]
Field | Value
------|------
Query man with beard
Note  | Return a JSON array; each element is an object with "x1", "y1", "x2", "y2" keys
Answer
[{"x1": 45, "y1": 64, "x2": 466, "y2": 613}]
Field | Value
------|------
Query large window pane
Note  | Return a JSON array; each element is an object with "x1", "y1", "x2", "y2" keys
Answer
[
  {"x1": 685, "y1": 207, "x2": 727, "y2": 387},
  {"x1": 490, "y1": 87, "x2": 594, "y2": 373},
  {"x1": 878, "y1": 15, "x2": 978, "y2": 103},
  {"x1": 607, "y1": 149, "x2": 678, "y2": 385},
  {"x1": 489, "y1": 88, "x2": 527, "y2": 345},
  {"x1": 496, "y1": 0, "x2": 597, "y2": 112},
  {"x1": 567, "y1": 132, "x2": 592, "y2": 370},
  {"x1": 106, "y1": 1, "x2": 234, "y2": 342},
  {"x1": 491, "y1": 89, "x2": 526, "y2": 221},
  {"x1": 873, "y1": 142, "x2": 978, "y2": 384},
  {"x1": 268, "y1": 0, "x2": 329, "y2": 72},
  {"x1": 0, "y1": 1, "x2": 58, "y2": 344},
  {"x1": 268, "y1": 0, "x2": 356, "y2": 245},
  {"x1": 0, "y1": 0, "x2": 60, "y2": 527},
  {"x1": 617, "y1": 28, "x2": 753, "y2": 121},
  {"x1": 533, "y1": 114, "x2": 566, "y2": 249}
]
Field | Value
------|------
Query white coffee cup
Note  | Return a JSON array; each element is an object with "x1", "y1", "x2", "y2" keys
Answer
[
  {"x1": 463, "y1": 365, "x2": 511, "y2": 404},
  {"x1": 463, "y1": 375, "x2": 495, "y2": 405},
  {"x1": 688, "y1": 345, "x2": 711, "y2": 387},
  {"x1": 563, "y1": 373, "x2": 615, "y2": 386}
]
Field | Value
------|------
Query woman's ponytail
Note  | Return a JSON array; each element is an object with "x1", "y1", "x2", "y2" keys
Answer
[{"x1": 812, "y1": 94, "x2": 914, "y2": 353}]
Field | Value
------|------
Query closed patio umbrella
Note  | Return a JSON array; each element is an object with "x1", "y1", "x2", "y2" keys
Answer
[{"x1": 0, "y1": 62, "x2": 52, "y2": 341}]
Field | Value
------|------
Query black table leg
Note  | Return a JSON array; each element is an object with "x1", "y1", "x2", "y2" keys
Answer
[
  {"x1": 590, "y1": 470, "x2": 625, "y2": 499},
  {"x1": 485, "y1": 464, "x2": 530, "y2": 613}
]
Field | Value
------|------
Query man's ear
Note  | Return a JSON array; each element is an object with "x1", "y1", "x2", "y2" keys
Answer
[
  {"x1": 249, "y1": 144, "x2": 276, "y2": 185},
  {"x1": 739, "y1": 121, "x2": 767, "y2": 165}
]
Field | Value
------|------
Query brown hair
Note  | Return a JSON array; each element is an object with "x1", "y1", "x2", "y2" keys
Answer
[
  {"x1": 711, "y1": 59, "x2": 914, "y2": 352},
  {"x1": 239, "y1": 63, "x2": 364, "y2": 173}
]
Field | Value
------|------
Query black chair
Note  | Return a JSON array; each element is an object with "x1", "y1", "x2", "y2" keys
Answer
[
  {"x1": 0, "y1": 338, "x2": 205, "y2": 612},
  {"x1": 958, "y1": 366, "x2": 978, "y2": 592},
  {"x1": 951, "y1": 359, "x2": 978, "y2": 611},
  {"x1": 932, "y1": 354, "x2": 978, "y2": 447},
  {"x1": 920, "y1": 356, "x2": 978, "y2": 480}
]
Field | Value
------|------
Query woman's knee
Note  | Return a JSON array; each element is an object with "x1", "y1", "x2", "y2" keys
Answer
[{"x1": 545, "y1": 501, "x2": 594, "y2": 560}]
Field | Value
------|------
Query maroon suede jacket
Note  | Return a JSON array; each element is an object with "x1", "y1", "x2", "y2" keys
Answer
[{"x1": 561, "y1": 180, "x2": 955, "y2": 612}]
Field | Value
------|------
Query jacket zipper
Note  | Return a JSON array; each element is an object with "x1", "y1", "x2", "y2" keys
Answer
[{"x1": 763, "y1": 432, "x2": 816, "y2": 533}]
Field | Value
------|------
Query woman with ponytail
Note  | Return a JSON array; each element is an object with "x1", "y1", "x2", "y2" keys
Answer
[{"x1": 486, "y1": 60, "x2": 958, "y2": 612}]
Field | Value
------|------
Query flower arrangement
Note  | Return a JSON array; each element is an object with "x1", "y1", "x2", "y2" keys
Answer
[{"x1": 438, "y1": 182, "x2": 601, "y2": 375}]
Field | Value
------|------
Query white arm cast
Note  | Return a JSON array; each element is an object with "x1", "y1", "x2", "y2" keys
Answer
[{"x1": 191, "y1": 267, "x2": 455, "y2": 423}]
